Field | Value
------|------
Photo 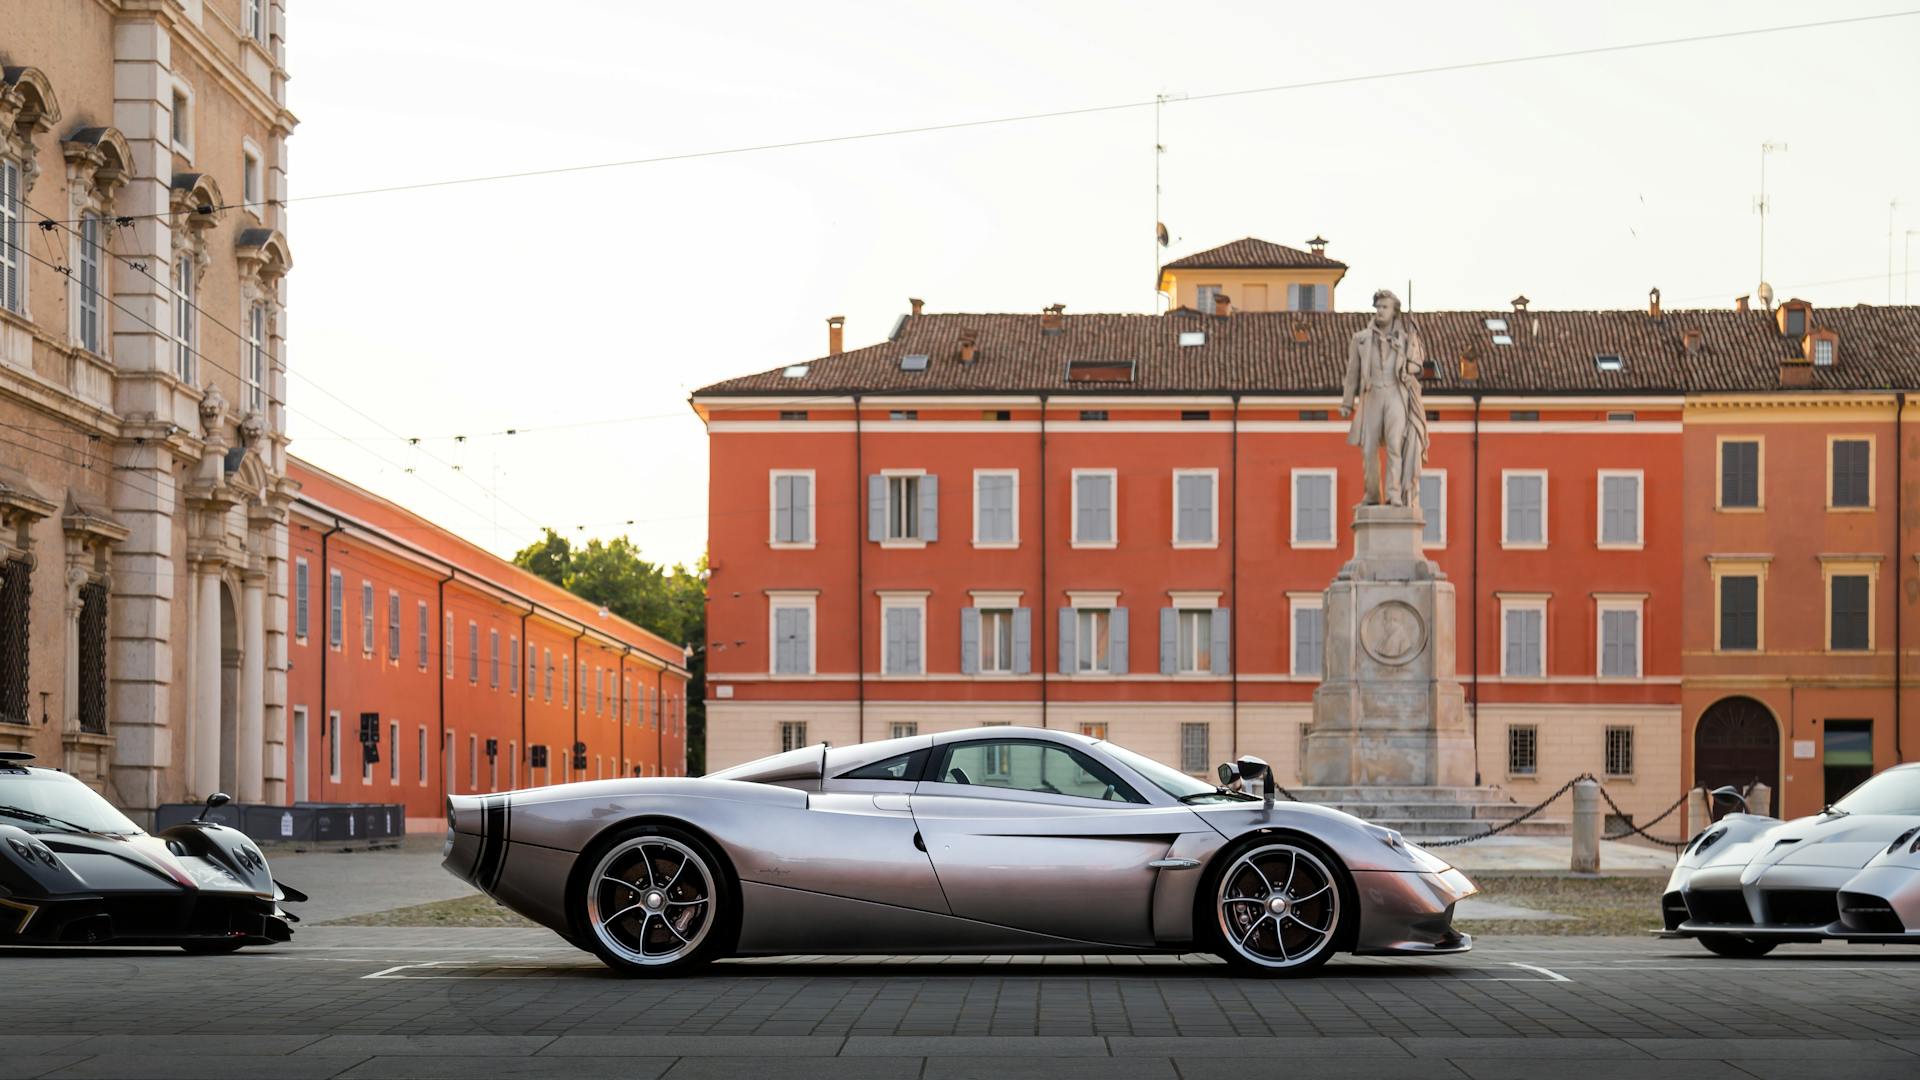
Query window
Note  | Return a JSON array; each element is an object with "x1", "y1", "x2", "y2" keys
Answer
[
  {"x1": 417, "y1": 602, "x2": 428, "y2": 669},
  {"x1": 1173, "y1": 470, "x2": 1217, "y2": 546},
  {"x1": 961, "y1": 607, "x2": 1024, "y2": 675},
  {"x1": 386, "y1": 590, "x2": 400, "y2": 662},
  {"x1": 1079, "y1": 722, "x2": 1108, "y2": 740},
  {"x1": 1195, "y1": 285, "x2": 1224, "y2": 312},
  {"x1": 1605, "y1": 726, "x2": 1635, "y2": 778},
  {"x1": 467, "y1": 621, "x2": 478, "y2": 683},
  {"x1": 489, "y1": 629, "x2": 500, "y2": 688},
  {"x1": 1502, "y1": 471, "x2": 1547, "y2": 547},
  {"x1": 1417, "y1": 471, "x2": 1446, "y2": 547},
  {"x1": 528, "y1": 644, "x2": 538, "y2": 696},
  {"x1": 870, "y1": 472, "x2": 937, "y2": 544},
  {"x1": 1071, "y1": 470, "x2": 1116, "y2": 546},
  {"x1": 973, "y1": 470, "x2": 1018, "y2": 546},
  {"x1": 1500, "y1": 597, "x2": 1546, "y2": 678},
  {"x1": 594, "y1": 667, "x2": 603, "y2": 714},
  {"x1": 544, "y1": 648, "x2": 553, "y2": 701},
  {"x1": 845, "y1": 751, "x2": 923, "y2": 780},
  {"x1": 1291, "y1": 596, "x2": 1325, "y2": 677},
  {"x1": 1830, "y1": 438, "x2": 1871, "y2": 509},
  {"x1": 327, "y1": 711, "x2": 341, "y2": 782},
  {"x1": 328, "y1": 570, "x2": 343, "y2": 649},
  {"x1": 1830, "y1": 574, "x2": 1871, "y2": 651},
  {"x1": 242, "y1": 144, "x2": 263, "y2": 209},
  {"x1": 244, "y1": 303, "x2": 266, "y2": 411},
  {"x1": 510, "y1": 637, "x2": 520, "y2": 694},
  {"x1": 1507, "y1": 725, "x2": 1538, "y2": 775},
  {"x1": 444, "y1": 613, "x2": 453, "y2": 675},
  {"x1": 1783, "y1": 306, "x2": 1807, "y2": 338},
  {"x1": 939, "y1": 739, "x2": 1142, "y2": 802},
  {"x1": 76, "y1": 211, "x2": 104, "y2": 353},
  {"x1": 1180, "y1": 723, "x2": 1211, "y2": 773},
  {"x1": 780, "y1": 721, "x2": 809, "y2": 752},
  {"x1": 1166, "y1": 607, "x2": 1223, "y2": 674},
  {"x1": 76, "y1": 581, "x2": 106, "y2": 734},
  {"x1": 888, "y1": 474, "x2": 921, "y2": 541},
  {"x1": 882, "y1": 599, "x2": 924, "y2": 675},
  {"x1": 1509, "y1": 410, "x2": 1539, "y2": 422},
  {"x1": 172, "y1": 253, "x2": 196, "y2": 382},
  {"x1": 246, "y1": 0, "x2": 266, "y2": 42},
  {"x1": 1597, "y1": 599, "x2": 1642, "y2": 678},
  {"x1": 1813, "y1": 338, "x2": 1836, "y2": 366},
  {"x1": 889, "y1": 409, "x2": 918, "y2": 421},
  {"x1": 294, "y1": 558, "x2": 309, "y2": 639},
  {"x1": 357, "y1": 581, "x2": 374, "y2": 655},
  {"x1": 1607, "y1": 411, "x2": 1636, "y2": 422},
  {"x1": 1719, "y1": 439, "x2": 1761, "y2": 509},
  {"x1": 779, "y1": 410, "x2": 808, "y2": 421},
  {"x1": 1180, "y1": 409, "x2": 1210, "y2": 421},
  {"x1": 891, "y1": 721, "x2": 919, "y2": 739},
  {"x1": 418, "y1": 726, "x2": 428, "y2": 785},
  {"x1": 169, "y1": 85, "x2": 191, "y2": 154},
  {"x1": 0, "y1": 158, "x2": 20, "y2": 313},
  {"x1": 1060, "y1": 604, "x2": 1128, "y2": 675},
  {"x1": 389, "y1": 719, "x2": 400, "y2": 784},
  {"x1": 1718, "y1": 574, "x2": 1760, "y2": 651},
  {"x1": 770, "y1": 470, "x2": 813, "y2": 546},
  {"x1": 1598, "y1": 471, "x2": 1642, "y2": 547},
  {"x1": 1299, "y1": 409, "x2": 1329, "y2": 421},
  {"x1": 1292, "y1": 469, "x2": 1335, "y2": 547},
  {"x1": 1079, "y1": 410, "x2": 1108, "y2": 421},
  {"x1": 983, "y1": 409, "x2": 1012, "y2": 421},
  {"x1": 469, "y1": 734, "x2": 479, "y2": 790},
  {"x1": 1287, "y1": 283, "x2": 1330, "y2": 311}
]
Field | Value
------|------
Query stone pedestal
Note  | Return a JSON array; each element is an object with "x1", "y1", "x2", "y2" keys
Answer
[{"x1": 1304, "y1": 505, "x2": 1474, "y2": 787}]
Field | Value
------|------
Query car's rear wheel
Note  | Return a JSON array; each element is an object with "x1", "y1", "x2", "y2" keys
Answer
[
  {"x1": 580, "y1": 825, "x2": 730, "y2": 976},
  {"x1": 1697, "y1": 933, "x2": 1777, "y2": 958},
  {"x1": 1208, "y1": 838, "x2": 1350, "y2": 977}
]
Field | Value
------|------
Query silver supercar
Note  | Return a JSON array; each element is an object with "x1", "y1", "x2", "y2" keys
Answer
[
  {"x1": 445, "y1": 727, "x2": 1476, "y2": 976},
  {"x1": 1661, "y1": 762, "x2": 1920, "y2": 956}
]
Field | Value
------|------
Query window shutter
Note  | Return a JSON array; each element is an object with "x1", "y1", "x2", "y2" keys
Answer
[
  {"x1": 884, "y1": 608, "x2": 904, "y2": 673},
  {"x1": 1210, "y1": 609, "x2": 1231, "y2": 674},
  {"x1": 919, "y1": 474, "x2": 939, "y2": 542},
  {"x1": 772, "y1": 608, "x2": 792, "y2": 673},
  {"x1": 1313, "y1": 284, "x2": 1330, "y2": 311},
  {"x1": 1287, "y1": 283, "x2": 1301, "y2": 310},
  {"x1": 1420, "y1": 475, "x2": 1443, "y2": 542},
  {"x1": 791, "y1": 475, "x2": 810, "y2": 541},
  {"x1": 295, "y1": 561, "x2": 309, "y2": 638},
  {"x1": 1012, "y1": 607, "x2": 1032, "y2": 674},
  {"x1": 794, "y1": 609, "x2": 811, "y2": 672},
  {"x1": 1109, "y1": 607, "x2": 1129, "y2": 674},
  {"x1": 867, "y1": 475, "x2": 886, "y2": 541},
  {"x1": 1057, "y1": 607, "x2": 1076, "y2": 675},
  {"x1": 1159, "y1": 607, "x2": 1178, "y2": 675},
  {"x1": 1505, "y1": 611, "x2": 1523, "y2": 674},
  {"x1": 904, "y1": 608, "x2": 921, "y2": 672},
  {"x1": 773, "y1": 475, "x2": 793, "y2": 542},
  {"x1": 959, "y1": 607, "x2": 981, "y2": 675}
]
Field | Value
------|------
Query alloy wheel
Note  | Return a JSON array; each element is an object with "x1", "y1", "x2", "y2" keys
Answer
[
  {"x1": 586, "y1": 835, "x2": 716, "y2": 967},
  {"x1": 1216, "y1": 842, "x2": 1341, "y2": 969}
]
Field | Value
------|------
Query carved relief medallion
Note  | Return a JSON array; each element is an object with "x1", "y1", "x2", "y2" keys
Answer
[{"x1": 1360, "y1": 600, "x2": 1427, "y2": 666}]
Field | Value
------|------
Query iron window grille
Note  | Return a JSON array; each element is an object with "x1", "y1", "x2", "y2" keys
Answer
[
  {"x1": 77, "y1": 581, "x2": 108, "y2": 734},
  {"x1": 0, "y1": 557, "x2": 29, "y2": 725},
  {"x1": 1507, "y1": 725, "x2": 1539, "y2": 775},
  {"x1": 780, "y1": 721, "x2": 808, "y2": 752},
  {"x1": 1180, "y1": 722, "x2": 1210, "y2": 774},
  {"x1": 1605, "y1": 725, "x2": 1635, "y2": 778}
]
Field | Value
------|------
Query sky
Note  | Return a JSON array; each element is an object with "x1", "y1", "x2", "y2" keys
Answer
[{"x1": 282, "y1": 1, "x2": 1920, "y2": 568}]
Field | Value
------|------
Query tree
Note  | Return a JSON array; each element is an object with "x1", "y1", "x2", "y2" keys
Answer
[{"x1": 514, "y1": 529, "x2": 710, "y2": 773}]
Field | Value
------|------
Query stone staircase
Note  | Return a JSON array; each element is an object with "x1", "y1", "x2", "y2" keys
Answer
[{"x1": 1282, "y1": 785, "x2": 1569, "y2": 840}]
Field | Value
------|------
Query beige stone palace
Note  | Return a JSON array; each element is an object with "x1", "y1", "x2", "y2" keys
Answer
[{"x1": 1, "y1": 1, "x2": 295, "y2": 822}]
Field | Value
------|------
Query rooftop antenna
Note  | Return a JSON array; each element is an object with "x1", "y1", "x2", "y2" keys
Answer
[
  {"x1": 1153, "y1": 91, "x2": 1185, "y2": 313},
  {"x1": 1755, "y1": 141, "x2": 1787, "y2": 290},
  {"x1": 1890, "y1": 199, "x2": 1901, "y2": 304}
]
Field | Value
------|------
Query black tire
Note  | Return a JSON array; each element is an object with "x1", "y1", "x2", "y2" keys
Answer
[
  {"x1": 1698, "y1": 933, "x2": 1777, "y2": 958},
  {"x1": 1199, "y1": 833, "x2": 1354, "y2": 977},
  {"x1": 572, "y1": 822, "x2": 735, "y2": 977},
  {"x1": 179, "y1": 940, "x2": 247, "y2": 954}
]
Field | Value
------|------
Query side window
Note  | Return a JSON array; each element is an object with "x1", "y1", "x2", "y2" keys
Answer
[
  {"x1": 936, "y1": 740, "x2": 1143, "y2": 803},
  {"x1": 839, "y1": 749, "x2": 928, "y2": 781}
]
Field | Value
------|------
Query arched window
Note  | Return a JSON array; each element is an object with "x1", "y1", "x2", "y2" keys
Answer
[{"x1": 63, "y1": 126, "x2": 133, "y2": 357}]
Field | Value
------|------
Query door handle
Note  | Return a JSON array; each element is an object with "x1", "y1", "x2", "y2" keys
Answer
[
  {"x1": 913, "y1": 831, "x2": 927, "y2": 852},
  {"x1": 1147, "y1": 858, "x2": 1201, "y2": 870}
]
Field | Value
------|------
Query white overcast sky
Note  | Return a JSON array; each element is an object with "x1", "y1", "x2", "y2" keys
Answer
[{"x1": 282, "y1": 1, "x2": 1920, "y2": 567}]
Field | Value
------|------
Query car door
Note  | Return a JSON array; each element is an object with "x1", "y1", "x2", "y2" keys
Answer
[{"x1": 910, "y1": 737, "x2": 1206, "y2": 947}]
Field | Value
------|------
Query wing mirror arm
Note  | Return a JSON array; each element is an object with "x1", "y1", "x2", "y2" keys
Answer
[
  {"x1": 1708, "y1": 785, "x2": 1748, "y2": 818},
  {"x1": 1233, "y1": 756, "x2": 1274, "y2": 810},
  {"x1": 195, "y1": 792, "x2": 231, "y2": 824}
]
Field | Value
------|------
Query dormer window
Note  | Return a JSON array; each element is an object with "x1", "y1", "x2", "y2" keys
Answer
[
  {"x1": 1810, "y1": 329, "x2": 1838, "y2": 367},
  {"x1": 1778, "y1": 299, "x2": 1811, "y2": 339}
]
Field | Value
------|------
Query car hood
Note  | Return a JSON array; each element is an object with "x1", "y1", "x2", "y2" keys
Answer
[
  {"x1": 37, "y1": 830, "x2": 269, "y2": 896},
  {"x1": 1698, "y1": 813, "x2": 1918, "y2": 873}
]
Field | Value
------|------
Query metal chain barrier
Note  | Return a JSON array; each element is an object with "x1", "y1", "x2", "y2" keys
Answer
[
  {"x1": 1595, "y1": 783, "x2": 1692, "y2": 849},
  {"x1": 1423, "y1": 773, "x2": 1592, "y2": 848}
]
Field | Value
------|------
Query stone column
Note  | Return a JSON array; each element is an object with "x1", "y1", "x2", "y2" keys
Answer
[
  {"x1": 238, "y1": 568, "x2": 266, "y2": 802},
  {"x1": 190, "y1": 558, "x2": 222, "y2": 799}
]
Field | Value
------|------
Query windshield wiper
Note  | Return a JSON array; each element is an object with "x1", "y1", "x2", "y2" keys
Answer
[
  {"x1": 0, "y1": 804, "x2": 98, "y2": 834},
  {"x1": 1180, "y1": 790, "x2": 1255, "y2": 804}
]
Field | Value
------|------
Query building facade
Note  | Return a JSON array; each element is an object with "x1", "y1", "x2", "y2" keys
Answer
[
  {"x1": 1, "y1": 0, "x2": 295, "y2": 822},
  {"x1": 696, "y1": 239, "x2": 1920, "y2": 835},
  {"x1": 287, "y1": 461, "x2": 692, "y2": 826}
]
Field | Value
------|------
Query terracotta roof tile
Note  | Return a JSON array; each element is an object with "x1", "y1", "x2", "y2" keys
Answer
[
  {"x1": 1160, "y1": 237, "x2": 1347, "y2": 272},
  {"x1": 693, "y1": 307, "x2": 1920, "y2": 397}
]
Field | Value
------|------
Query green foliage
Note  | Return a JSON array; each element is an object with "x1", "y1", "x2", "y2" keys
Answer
[{"x1": 513, "y1": 529, "x2": 709, "y2": 773}]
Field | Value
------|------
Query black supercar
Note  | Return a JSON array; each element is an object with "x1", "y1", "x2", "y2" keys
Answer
[{"x1": 0, "y1": 752, "x2": 302, "y2": 951}]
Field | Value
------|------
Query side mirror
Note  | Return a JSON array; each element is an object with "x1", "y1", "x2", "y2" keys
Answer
[
  {"x1": 1217, "y1": 762, "x2": 1240, "y2": 787},
  {"x1": 200, "y1": 792, "x2": 231, "y2": 822},
  {"x1": 1235, "y1": 756, "x2": 1274, "y2": 809},
  {"x1": 1708, "y1": 785, "x2": 1748, "y2": 817}
]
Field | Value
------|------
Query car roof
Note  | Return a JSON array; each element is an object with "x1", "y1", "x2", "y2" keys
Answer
[{"x1": 929, "y1": 726, "x2": 1096, "y2": 747}]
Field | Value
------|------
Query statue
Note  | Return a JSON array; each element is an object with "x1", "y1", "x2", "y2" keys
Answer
[{"x1": 1339, "y1": 289, "x2": 1429, "y2": 507}]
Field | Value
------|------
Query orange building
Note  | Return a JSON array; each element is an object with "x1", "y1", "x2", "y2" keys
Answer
[
  {"x1": 1680, "y1": 299, "x2": 1920, "y2": 820},
  {"x1": 693, "y1": 243, "x2": 1723, "y2": 836},
  {"x1": 286, "y1": 460, "x2": 690, "y2": 827}
]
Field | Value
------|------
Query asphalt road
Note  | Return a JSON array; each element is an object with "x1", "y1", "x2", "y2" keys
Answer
[{"x1": 4, "y1": 929, "x2": 1920, "y2": 1078}]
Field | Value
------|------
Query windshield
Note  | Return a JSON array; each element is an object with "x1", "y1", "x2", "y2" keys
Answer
[
  {"x1": 1096, "y1": 740, "x2": 1225, "y2": 800},
  {"x1": 1831, "y1": 767, "x2": 1920, "y2": 816},
  {"x1": 0, "y1": 770, "x2": 142, "y2": 834}
]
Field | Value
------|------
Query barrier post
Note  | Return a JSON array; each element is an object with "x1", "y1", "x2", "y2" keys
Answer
[
  {"x1": 1686, "y1": 787, "x2": 1709, "y2": 834},
  {"x1": 1746, "y1": 781, "x2": 1772, "y2": 818},
  {"x1": 1571, "y1": 778, "x2": 1602, "y2": 873}
]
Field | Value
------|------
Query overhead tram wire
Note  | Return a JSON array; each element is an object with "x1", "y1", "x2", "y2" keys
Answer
[{"x1": 18, "y1": 9, "x2": 1919, "y2": 227}]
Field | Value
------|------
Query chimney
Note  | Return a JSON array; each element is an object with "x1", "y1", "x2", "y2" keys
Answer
[
  {"x1": 1212, "y1": 292, "x2": 1232, "y2": 318},
  {"x1": 958, "y1": 328, "x2": 979, "y2": 364},
  {"x1": 1682, "y1": 328, "x2": 1704, "y2": 357},
  {"x1": 1307, "y1": 235, "x2": 1329, "y2": 256},
  {"x1": 1040, "y1": 303, "x2": 1065, "y2": 336},
  {"x1": 1290, "y1": 322, "x2": 1309, "y2": 343},
  {"x1": 827, "y1": 315, "x2": 845, "y2": 356},
  {"x1": 1511, "y1": 294, "x2": 1530, "y2": 314},
  {"x1": 1734, "y1": 295, "x2": 1750, "y2": 313},
  {"x1": 1780, "y1": 355, "x2": 1812, "y2": 388},
  {"x1": 1648, "y1": 287, "x2": 1662, "y2": 320},
  {"x1": 909, "y1": 297, "x2": 924, "y2": 316},
  {"x1": 1459, "y1": 348, "x2": 1480, "y2": 381}
]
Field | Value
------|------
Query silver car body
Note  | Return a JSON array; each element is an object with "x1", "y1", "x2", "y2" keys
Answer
[
  {"x1": 445, "y1": 726, "x2": 1476, "y2": 957},
  {"x1": 1661, "y1": 763, "x2": 1920, "y2": 941}
]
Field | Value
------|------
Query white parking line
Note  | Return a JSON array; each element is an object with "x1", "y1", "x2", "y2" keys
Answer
[{"x1": 1503, "y1": 962, "x2": 1572, "y2": 982}]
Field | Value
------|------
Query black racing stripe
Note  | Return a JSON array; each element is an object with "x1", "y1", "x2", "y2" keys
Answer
[{"x1": 473, "y1": 796, "x2": 508, "y2": 891}]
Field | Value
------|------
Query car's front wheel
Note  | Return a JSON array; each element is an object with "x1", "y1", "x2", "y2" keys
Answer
[
  {"x1": 1208, "y1": 838, "x2": 1350, "y2": 976},
  {"x1": 580, "y1": 825, "x2": 730, "y2": 976},
  {"x1": 1697, "y1": 933, "x2": 1777, "y2": 958}
]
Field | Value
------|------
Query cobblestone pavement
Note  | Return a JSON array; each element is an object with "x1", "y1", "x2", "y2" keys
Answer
[{"x1": 4, "y1": 929, "x2": 1919, "y2": 1078}]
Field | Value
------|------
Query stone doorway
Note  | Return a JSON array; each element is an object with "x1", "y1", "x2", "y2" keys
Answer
[{"x1": 1694, "y1": 696, "x2": 1779, "y2": 806}]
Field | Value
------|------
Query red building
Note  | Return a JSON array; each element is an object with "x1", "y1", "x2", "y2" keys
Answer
[
  {"x1": 286, "y1": 460, "x2": 690, "y2": 827},
  {"x1": 695, "y1": 282, "x2": 1696, "y2": 835}
]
